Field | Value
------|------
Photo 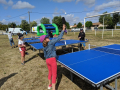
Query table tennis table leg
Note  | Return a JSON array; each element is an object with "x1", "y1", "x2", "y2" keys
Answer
[
  {"x1": 70, "y1": 72, "x2": 73, "y2": 81},
  {"x1": 115, "y1": 78, "x2": 117, "y2": 90},
  {"x1": 78, "y1": 43, "x2": 80, "y2": 51},
  {"x1": 100, "y1": 85, "x2": 103, "y2": 90},
  {"x1": 33, "y1": 48, "x2": 34, "y2": 52},
  {"x1": 39, "y1": 50, "x2": 40, "y2": 56}
]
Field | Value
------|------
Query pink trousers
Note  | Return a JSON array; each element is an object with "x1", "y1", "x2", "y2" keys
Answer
[{"x1": 46, "y1": 57, "x2": 57, "y2": 84}]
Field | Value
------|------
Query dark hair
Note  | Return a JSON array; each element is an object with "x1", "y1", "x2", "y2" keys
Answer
[{"x1": 42, "y1": 38, "x2": 48, "y2": 47}]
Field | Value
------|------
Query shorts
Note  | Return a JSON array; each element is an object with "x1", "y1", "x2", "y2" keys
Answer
[
  {"x1": 80, "y1": 43, "x2": 86, "y2": 47},
  {"x1": 20, "y1": 51, "x2": 25, "y2": 57}
]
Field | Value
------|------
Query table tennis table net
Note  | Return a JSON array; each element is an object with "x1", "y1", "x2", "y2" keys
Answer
[{"x1": 91, "y1": 47, "x2": 120, "y2": 55}]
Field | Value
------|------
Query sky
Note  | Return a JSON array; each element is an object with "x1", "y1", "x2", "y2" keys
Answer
[{"x1": 0, "y1": 0, "x2": 120, "y2": 25}]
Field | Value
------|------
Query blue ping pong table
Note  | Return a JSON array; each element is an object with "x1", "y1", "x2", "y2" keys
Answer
[
  {"x1": 25, "y1": 37, "x2": 64, "y2": 44},
  {"x1": 30, "y1": 39, "x2": 87, "y2": 54},
  {"x1": 23, "y1": 37, "x2": 40, "y2": 41},
  {"x1": 57, "y1": 44, "x2": 120, "y2": 90},
  {"x1": 25, "y1": 39, "x2": 40, "y2": 44}
]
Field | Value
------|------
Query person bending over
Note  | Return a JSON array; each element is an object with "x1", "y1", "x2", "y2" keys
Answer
[{"x1": 40, "y1": 25, "x2": 65, "y2": 90}]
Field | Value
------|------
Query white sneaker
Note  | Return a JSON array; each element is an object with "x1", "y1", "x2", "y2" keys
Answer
[{"x1": 48, "y1": 85, "x2": 52, "y2": 89}]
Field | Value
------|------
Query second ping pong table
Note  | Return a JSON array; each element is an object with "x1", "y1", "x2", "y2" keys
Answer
[
  {"x1": 57, "y1": 44, "x2": 120, "y2": 90},
  {"x1": 30, "y1": 39, "x2": 88, "y2": 54}
]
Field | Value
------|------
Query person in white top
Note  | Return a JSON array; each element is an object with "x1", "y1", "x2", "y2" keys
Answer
[
  {"x1": 18, "y1": 35, "x2": 26, "y2": 65},
  {"x1": 7, "y1": 31, "x2": 15, "y2": 48}
]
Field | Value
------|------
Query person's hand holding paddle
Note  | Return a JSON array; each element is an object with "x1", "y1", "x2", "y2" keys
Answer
[
  {"x1": 62, "y1": 17, "x2": 66, "y2": 31},
  {"x1": 63, "y1": 24, "x2": 66, "y2": 31}
]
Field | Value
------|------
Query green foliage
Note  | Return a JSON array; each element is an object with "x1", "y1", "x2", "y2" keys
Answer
[
  {"x1": 40, "y1": 17, "x2": 50, "y2": 24},
  {"x1": 8, "y1": 22, "x2": 16, "y2": 28},
  {"x1": 112, "y1": 13, "x2": 120, "y2": 29},
  {"x1": 99, "y1": 12, "x2": 120, "y2": 29},
  {"x1": 98, "y1": 27, "x2": 107, "y2": 29},
  {"x1": 116, "y1": 26, "x2": 120, "y2": 29},
  {"x1": 16, "y1": 25, "x2": 21, "y2": 28},
  {"x1": 52, "y1": 16, "x2": 62, "y2": 29},
  {"x1": 85, "y1": 21, "x2": 92, "y2": 28},
  {"x1": 66, "y1": 22, "x2": 70, "y2": 29},
  {"x1": 0, "y1": 23, "x2": 8, "y2": 31},
  {"x1": 30, "y1": 21, "x2": 37, "y2": 27},
  {"x1": 20, "y1": 20, "x2": 30, "y2": 30},
  {"x1": 77, "y1": 22, "x2": 82, "y2": 28},
  {"x1": 74, "y1": 23, "x2": 76, "y2": 25}
]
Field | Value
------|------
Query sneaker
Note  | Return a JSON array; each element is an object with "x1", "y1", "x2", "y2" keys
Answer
[
  {"x1": 48, "y1": 84, "x2": 52, "y2": 89},
  {"x1": 21, "y1": 63, "x2": 24, "y2": 65}
]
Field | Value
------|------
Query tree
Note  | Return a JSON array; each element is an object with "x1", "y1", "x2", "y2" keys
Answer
[
  {"x1": 30, "y1": 21, "x2": 37, "y2": 27},
  {"x1": 20, "y1": 20, "x2": 29, "y2": 30},
  {"x1": 99, "y1": 12, "x2": 115, "y2": 29},
  {"x1": 8, "y1": 22, "x2": 16, "y2": 28},
  {"x1": 52, "y1": 16, "x2": 62, "y2": 29},
  {"x1": 77, "y1": 22, "x2": 82, "y2": 28},
  {"x1": 66, "y1": 22, "x2": 70, "y2": 29},
  {"x1": 0, "y1": 23, "x2": 8, "y2": 31},
  {"x1": 74, "y1": 23, "x2": 76, "y2": 25},
  {"x1": 40, "y1": 17, "x2": 50, "y2": 24},
  {"x1": 16, "y1": 25, "x2": 21, "y2": 28},
  {"x1": 85, "y1": 21, "x2": 92, "y2": 28},
  {"x1": 112, "y1": 13, "x2": 119, "y2": 29}
]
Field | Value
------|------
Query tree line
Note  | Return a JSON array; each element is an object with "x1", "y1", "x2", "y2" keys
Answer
[
  {"x1": 1, "y1": 12, "x2": 119, "y2": 31},
  {"x1": 0, "y1": 16, "x2": 83, "y2": 31}
]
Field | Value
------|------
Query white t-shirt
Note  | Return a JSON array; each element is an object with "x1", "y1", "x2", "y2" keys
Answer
[
  {"x1": 8, "y1": 33, "x2": 13, "y2": 39},
  {"x1": 18, "y1": 40, "x2": 25, "y2": 51}
]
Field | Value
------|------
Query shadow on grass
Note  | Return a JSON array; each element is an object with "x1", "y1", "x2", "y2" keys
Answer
[
  {"x1": 56, "y1": 65, "x2": 63, "y2": 90},
  {"x1": 56, "y1": 65, "x2": 98, "y2": 90},
  {"x1": 0, "y1": 73, "x2": 18, "y2": 88},
  {"x1": 25, "y1": 55, "x2": 38, "y2": 63}
]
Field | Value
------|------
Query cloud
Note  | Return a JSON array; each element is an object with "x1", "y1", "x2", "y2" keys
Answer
[
  {"x1": 76, "y1": 0, "x2": 96, "y2": 7},
  {"x1": 52, "y1": 8, "x2": 61, "y2": 16},
  {"x1": 4, "y1": 6, "x2": 8, "y2": 9},
  {"x1": 12, "y1": 1, "x2": 35, "y2": 9},
  {"x1": 7, "y1": 15, "x2": 11, "y2": 18},
  {"x1": 34, "y1": 17, "x2": 51, "y2": 24},
  {"x1": 94, "y1": 0, "x2": 120, "y2": 12},
  {"x1": 51, "y1": 0, "x2": 74, "y2": 3},
  {"x1": 86, "y1": 0, "x2": 120, "y2": 22},
  {"x1": 20, "y1": 16, "x2": 27, "y2": 19},
  {"x1": 8, "y1": 0, "x2": 13, "y2": 6},
  {"x1": 0, "y1": 0, "x2": 13, "y2": 5},
  {"x1": 0, "y1": 19, "x2": 20, "y2": 25},
  {"x1": 62, "y1": 14, "x2": 82, "y2": 25},
  {"x1": 0, "y1": 0, "x2": 7, "y2": 4}
]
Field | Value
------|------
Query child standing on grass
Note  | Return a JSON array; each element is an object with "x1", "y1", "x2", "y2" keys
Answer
[
  {"x1": 18, "y1": 35, "x2": 26, "y2": 65},
  {"x1": 40, "y1": 25, "x2": 65, "y2": 90}
]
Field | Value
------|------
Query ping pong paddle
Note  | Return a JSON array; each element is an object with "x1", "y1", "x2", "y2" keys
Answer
[{"x1": 62, "y1": 17, "x2": 66, "y2": 25}]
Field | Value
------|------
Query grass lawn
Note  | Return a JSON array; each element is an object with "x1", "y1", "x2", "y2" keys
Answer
[{"x1": 0, "y1": 30, "x2": 120, "y2": 90}]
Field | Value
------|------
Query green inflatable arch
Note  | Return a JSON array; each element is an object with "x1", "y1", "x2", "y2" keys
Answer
[{"x1": 37, "y1": 23, "x2": 59, "y2": 36}]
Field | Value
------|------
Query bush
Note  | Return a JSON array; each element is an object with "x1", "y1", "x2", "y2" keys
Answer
[{"x1": 98, "y1": 27, "x2": 107, "y2": 29}]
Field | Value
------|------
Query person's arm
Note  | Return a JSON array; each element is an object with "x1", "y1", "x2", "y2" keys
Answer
[
  {"x1": 78, "y1": 33, "x2": 81, "y2": 39},
  {"x1": 43, "y1": 49, "x2": 46, "y2": 58},
  {"x1": 49, "y1": 25, "x2": 65, "y2": 45},
  {"x1": 18, "y1": 44, "x2": 26, "y2": 48},
  {"x1": 18, "y1": 41, "x2": 26, "y2": 48},
  {"x1": 49, "y1": 30, "x2": 64, "y2": 45},
  {"x1": 78, "y1": 33, "x2": 80, "y2": 38}
]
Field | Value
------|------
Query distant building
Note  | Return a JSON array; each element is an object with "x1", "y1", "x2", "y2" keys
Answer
[{"x1": 70, "y1": 25, "x2": 77, "y2": 28}]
